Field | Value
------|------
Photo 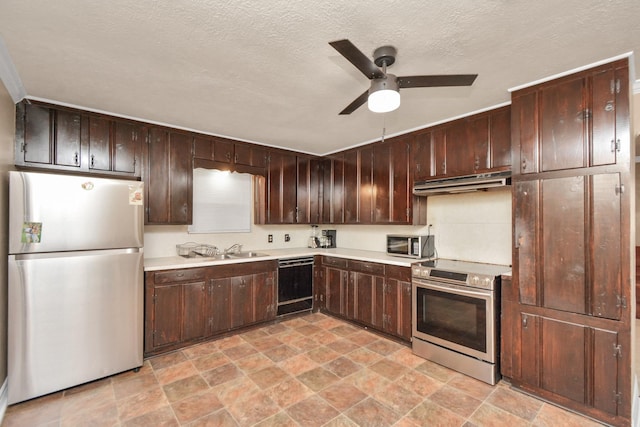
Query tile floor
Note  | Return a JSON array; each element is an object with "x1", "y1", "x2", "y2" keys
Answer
[{"x1": 2, "y1": 313, "x2": 606, "y2": 426}]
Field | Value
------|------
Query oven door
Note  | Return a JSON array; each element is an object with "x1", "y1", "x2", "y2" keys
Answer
[{"x1": 412, "y1": 279, "x2": 495, "y2": 362}]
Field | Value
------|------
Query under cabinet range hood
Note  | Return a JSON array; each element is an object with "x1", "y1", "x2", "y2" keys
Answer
[{"x1": 413, "y1": 171, "x2": 511, "y2": 196}]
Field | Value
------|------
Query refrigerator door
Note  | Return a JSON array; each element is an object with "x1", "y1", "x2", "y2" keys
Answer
[
  {"x1": 9, "y1": 171, "x2": 144, "y2": 254},
  {"x1": 8, "y1": 249, "x2": 143, "y2": 404}
]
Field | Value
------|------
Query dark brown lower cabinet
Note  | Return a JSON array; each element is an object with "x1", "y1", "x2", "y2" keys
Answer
[
  {"x1": 318, "y1": 256, "x2": 412, "y2": 342},
  {"x1": 145, "y1": 261, "x2": 277, "y2": 356}
]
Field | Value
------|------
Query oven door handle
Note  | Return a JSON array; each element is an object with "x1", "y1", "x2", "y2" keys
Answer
[{"x1": 413, "y1": 279, "x2": 492, "y2": 298}]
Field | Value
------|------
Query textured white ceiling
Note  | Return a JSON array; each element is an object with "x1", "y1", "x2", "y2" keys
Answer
[{"x1": 0, "y1": 0, "x2": 638, "y2": 155}]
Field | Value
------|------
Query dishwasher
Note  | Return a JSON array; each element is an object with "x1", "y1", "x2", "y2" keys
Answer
[{"x1": 277, "y1": 256, "x2": 314, "y2": 316}]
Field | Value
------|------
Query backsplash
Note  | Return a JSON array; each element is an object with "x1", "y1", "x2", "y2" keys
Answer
[{"x1": 144, "y1": 189, "x2": 511, "y2": 266}]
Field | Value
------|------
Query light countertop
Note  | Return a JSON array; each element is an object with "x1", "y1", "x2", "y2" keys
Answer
[{"x1": 144, "y1": 247, "x2": 424, "y2": 271}]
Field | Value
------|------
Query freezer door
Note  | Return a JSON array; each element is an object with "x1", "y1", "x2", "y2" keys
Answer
[
  {"x1": 9, "y1": 171, "x2": 144, "y2": 254},
  {"x1": 8, "y1": 249, "x2": 143, "y2": 404}
]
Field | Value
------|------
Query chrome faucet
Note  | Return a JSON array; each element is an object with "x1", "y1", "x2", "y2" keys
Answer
[{"x1": 224, "y1": 243, "x2": 243, "y2": 254}]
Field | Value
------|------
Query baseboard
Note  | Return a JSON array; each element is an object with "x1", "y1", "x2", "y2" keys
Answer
[{"x1": 0, "y1": 378, "x2": 7, "y2": 425}]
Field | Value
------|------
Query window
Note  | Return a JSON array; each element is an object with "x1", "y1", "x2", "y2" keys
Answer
[{"x1": 188, "y1": 168, "x2": 252, "y2": 233}]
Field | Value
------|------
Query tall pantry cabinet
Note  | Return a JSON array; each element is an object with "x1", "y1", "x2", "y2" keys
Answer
[{"x1": 503, "y1": 58, "x2": 632, "y2": 426}]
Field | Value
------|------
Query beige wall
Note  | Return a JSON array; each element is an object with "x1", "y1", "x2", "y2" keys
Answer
[
  {"x1": 0, "y1": 81, "x2": 15, "y2": 383},
  {"x1": 145, "y1": 189, "x2": 512, "y2": 266}
]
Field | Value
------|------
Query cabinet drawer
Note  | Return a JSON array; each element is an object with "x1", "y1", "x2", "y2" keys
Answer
[
  {"x1": 322, "y1": 256, "x2": 348, "y2": 269},
  {"x1": 153, "y1": 268, "x2": 207, "y2": 284},
  {"x1": 386, "y1": 265, "x2": 411, "y2": 281},
  {"x1": 348, "y1": 260, "x2": 385, "y2": 276}
]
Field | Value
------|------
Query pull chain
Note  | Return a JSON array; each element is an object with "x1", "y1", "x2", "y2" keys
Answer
[{"x1": 381, "y1": 115, "x2": 386, "y2": 143}]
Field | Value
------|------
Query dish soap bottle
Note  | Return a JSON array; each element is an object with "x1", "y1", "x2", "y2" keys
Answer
[{"x1": 308, "y1": 225, "x2": 319, "y2": 248}]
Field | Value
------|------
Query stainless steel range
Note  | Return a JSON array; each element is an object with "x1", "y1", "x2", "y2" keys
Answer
[{"x1": 411, "y1": 259, "x2": 511, "y2": 385}]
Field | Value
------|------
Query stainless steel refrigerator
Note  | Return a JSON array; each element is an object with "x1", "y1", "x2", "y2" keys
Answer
[{"x1": 7, "y1": 171, "x2": 144, "y2": 404}]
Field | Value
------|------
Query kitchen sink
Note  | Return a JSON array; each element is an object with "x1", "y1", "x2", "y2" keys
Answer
[
  {"x1": 212, "y1": 254, "x2": 234, "y2": 260},
  {"x1": 228, "y1": 251, "x2": 268, "y2": 258}
]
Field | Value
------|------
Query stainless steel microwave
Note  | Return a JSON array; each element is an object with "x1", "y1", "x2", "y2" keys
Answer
[{"x1": 386, "y1": 234, "x2": 435, "y2": 259}]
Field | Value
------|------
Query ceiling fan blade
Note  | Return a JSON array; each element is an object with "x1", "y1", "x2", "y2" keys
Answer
[
  {"x1": 339, "y1": 90, "x2": 369, "y2": 115},
  {"x1": 398, "y1": 74, "x2": 478, "y2": 88},
  {"x1": 329, "y1": 39, "x2": 384, "y2": 80}
]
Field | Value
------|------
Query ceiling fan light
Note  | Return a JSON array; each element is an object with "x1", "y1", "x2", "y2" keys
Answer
[{"x1": 368, "y1": 76, "x2": 400, "y2": 113}]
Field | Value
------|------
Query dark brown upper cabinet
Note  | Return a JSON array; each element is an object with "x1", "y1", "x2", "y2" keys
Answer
[
  {"x1": 146, "y1": 129, "x2": 193, "y2": 225},
  {"x1": 15, "y1": 101, "x2": 142, "y2": 178},
  {"x1": 411, "y1": 106, "x2": 511, "y2": 182},
  {"x1": 512, "y1": 59, "x2": 629, "y2": 176},
  {"x1": 193, "y1": 135, "x2": 267, "y2": 176},
  {"x1": 17, "y1": 102, "x2": 81, "y2": 169}
]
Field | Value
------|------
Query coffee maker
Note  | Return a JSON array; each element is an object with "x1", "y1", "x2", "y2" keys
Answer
[{"x1": 321, "y1": 229, "x2": 337, "y2": 248}]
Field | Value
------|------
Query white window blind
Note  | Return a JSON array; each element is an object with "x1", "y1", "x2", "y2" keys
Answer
[{"x1": 188, "y1": 168, "x2": 252, "y2": 233}]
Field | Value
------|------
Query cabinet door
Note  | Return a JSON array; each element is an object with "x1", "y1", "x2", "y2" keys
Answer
[
  {"x1": 147, "y1": 128, "x2": 170, "y2": 223},
  {"x1": 113, "y1": 121, "x2": 142, "y2": 175},
  {"x1": 234, "y1": 143, "x2": 267, "y2": 168},
  {"x1": 468, "y1": 115, "x2": 489, "y2": 172},
  {"x1": 54, "y1": 110, "x2": 82, "y2": 167},
  {"x1": 321, "y1": 155, "x2": 345, "y2": 224},
  {"x1": 193, "y1": 136, "x2": 213, "y2": 160},
  {"x1": 183, "y1": 282, "x2": 208, "y2": 342},
  {"x1": 489, "y1": 106, "x2": 511, "y2": 169},
  {"x1": 296, "y1": 156, "x2": 311, "y2": 224},
  {"x1": 169, "y1": 132, "x2": 193, "y2": 224},
  {"x1": 444, "y1": 121, "x2": 471, "y2": 176},
  {"x1": 372, "y1": 143, "x2": 390, "y2": 222},
  {"x1": 359, "y1": 146, "x2": 373, "y2": 224},
  {"x1": 88, "y1": 116, "x2": 112, "y2": 171},
  {"x1": 343, "y1": 149, "x2": 359, "y2": 224},
  {"x1": 540, "y1": 174, "x2": 622, "y2": 319},
  {"x1": 210, "y1": 278, "x2": 232, "y2": 334},
  {"x1": 398, "y1": 279, "x2": 412, "y2": 341},
  {"x1": 267, "y1": 151, "x2": 297, "y2": 224},
  {"x1": 591, "y1": 65, "x2": 628, "y2": 167},
  {"x1": 308, "y1": 159, "x2": 321, "y2": 225},
  {"x1": 516, "y1": 314, "x2": 622, "y2": 416},
  {"x1": 412, "y1": 131, "x2": 432, "y2": 181},
  {"x1": 253, "y1": 271, "x2": 276, "y2": 323},
  {"x1": 21, "y1": 103, "x2": 52, "y2": 164},
  {"x1": 433, "y1": 128, "x2": 447, "y2": 177},
  {"x1": 230, "y1": 275, "x2": 253, "y2": 328},
  {"x1": 213, "y1": 138, "x2": 234, "y2": 163},
  {"x1": 146, "y1": 129, "x2": 192, "y2": 224},
  {"x1": 152, "y1": 284, "x2": 183, "y2": 348},
  {"x1": 512, "y1": 91, "x2": 539, "y2": 175},
  {"x1": 385, "y1": 268, "x2": 412, "y2": 341},
  {"x1": 540, "y1": 77, "x2": 587, "y2": 171},
  {"x1": 390, "y1": 138, "x2": 410, "y2": 223},
  {"x1": 514, "y1": 180, "x2": 539, "y2": 306},
  {"x1": 313, "y1": 263, "x2": 325, "y2": 311},
  {"x1": 354, "y1": 272, "x2": 374, "y2": 326},
  {"x1": 325, "y1": 267, "x2": 344, "y2": 315}
]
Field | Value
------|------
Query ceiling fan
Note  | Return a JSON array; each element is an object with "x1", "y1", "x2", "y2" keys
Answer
[{"x1": 329, "y1": 39, "x2": 478, "y2": 115}]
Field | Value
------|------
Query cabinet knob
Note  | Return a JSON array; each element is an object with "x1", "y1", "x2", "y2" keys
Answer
[
  {"x1": 74, "y1": 152, "x2": 79, "y2": 165},
  {"x1": 90, "y1": 154, "x2": 95, "y2": 169},
  {"x1": 521, "y1": 159, "x2": 527, "y2": 171}
]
